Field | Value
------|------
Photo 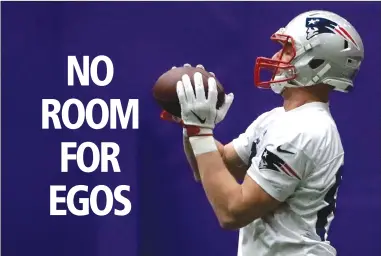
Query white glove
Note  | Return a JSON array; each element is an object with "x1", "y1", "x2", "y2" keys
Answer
[
  {"x1": 215, "y1": 91, "x2": 234, "y2": 125},
  {"x1": 177, "y1": 72, "x2": 234, "y2": 136}
]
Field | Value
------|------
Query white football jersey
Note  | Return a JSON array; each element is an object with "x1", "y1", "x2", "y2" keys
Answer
[{"x1": 232, "y1": 102, "x2": 344, "y2": 256}]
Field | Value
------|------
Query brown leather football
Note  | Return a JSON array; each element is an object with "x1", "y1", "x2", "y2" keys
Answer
[{"x1": 152, "y1": 66, "x2": 225, "y2": 118}]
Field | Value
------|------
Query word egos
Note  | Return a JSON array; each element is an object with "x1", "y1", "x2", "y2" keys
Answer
[{"x1": 50, "y1": 185, "x2": 131, "y2": 216}]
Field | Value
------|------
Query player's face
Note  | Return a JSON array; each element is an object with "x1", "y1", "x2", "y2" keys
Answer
[
  {"x1": 272, "y1": 42, "x2": 294, "y2": 63},
  {"x1": 270, "y1": 42, "x2": 294, "y2": 75},
  {"x1": 254, "y1": 35, "x2": 297, "y2": 88}
]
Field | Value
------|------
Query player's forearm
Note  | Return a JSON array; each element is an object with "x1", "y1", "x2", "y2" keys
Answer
[
  {"x1": 183, "y1": 135, "x2": 224, "y2": 181},
  {"x1": 183, "y1": 135, "x2": 201, "y2": 181},
  {"x1": 184, "y1": 136, "x2": 245, "y2": 182},
  {"x1": 191, "y1": 140, "x2": 243, "y2": 229}
]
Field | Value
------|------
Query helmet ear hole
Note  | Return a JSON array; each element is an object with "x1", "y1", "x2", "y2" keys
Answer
[{"x1": 308, "y1": 59, "x2": 325, "y2": 69}]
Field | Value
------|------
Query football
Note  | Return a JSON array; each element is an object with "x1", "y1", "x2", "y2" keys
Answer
[{"x1": 152, "y1": 66, "x2": 225, "y2": 118}]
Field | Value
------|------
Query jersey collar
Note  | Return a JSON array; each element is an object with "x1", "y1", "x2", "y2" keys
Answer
[{"x1": 283, "y1": 101, "x2": 329, "y2": 113}]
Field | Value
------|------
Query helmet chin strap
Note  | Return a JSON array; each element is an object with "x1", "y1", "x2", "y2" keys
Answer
[
  {"x1": 271, "y1": 62, "x2": 331, "y2": 94},
  {"x1": 270, "y1": 79, "x2": 288, "y2": 94},
  {"x1": 271, "y1": 70, "x2": 299, "y2": 94},
  {"x1": 305, "y1": 63, "x2": 331, "y2": 86}
]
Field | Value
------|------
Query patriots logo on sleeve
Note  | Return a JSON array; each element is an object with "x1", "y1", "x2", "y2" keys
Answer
[
  {"x1": 259, "y1": 148, "x2": 301, "y2": 180},
  {"x1": 305, "y1": 17, "x2": 359, "y2": 50}
]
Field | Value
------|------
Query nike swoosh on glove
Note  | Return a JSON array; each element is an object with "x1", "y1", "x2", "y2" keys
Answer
[{"x1": 177, "y1": 72, "x2": 234, "y2": 137}]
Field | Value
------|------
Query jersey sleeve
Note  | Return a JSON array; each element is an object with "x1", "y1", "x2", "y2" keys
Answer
[
  {"x1": 232, "y1": 122, "x2": 257, "y2": 165},
  {"x1": 247, "y1": 133, "x2": 316, "y2": 202},
  {"x1": 232, "y1": 111, "x2": 272, "y2": 165}
]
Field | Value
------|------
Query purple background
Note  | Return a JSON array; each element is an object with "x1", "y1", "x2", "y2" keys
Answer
[{"x1": 2, "y1": 2, "x2": 381, "y2": 256}]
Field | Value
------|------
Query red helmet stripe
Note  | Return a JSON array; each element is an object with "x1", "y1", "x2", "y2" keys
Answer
[{"x1": 339, "y1": 27, "x2": 358, "y2": 47}]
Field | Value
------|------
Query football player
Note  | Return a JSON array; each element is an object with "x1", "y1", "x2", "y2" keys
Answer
[{"x1": 161, "y1": 10, "x2": 364, "y2": 256}]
